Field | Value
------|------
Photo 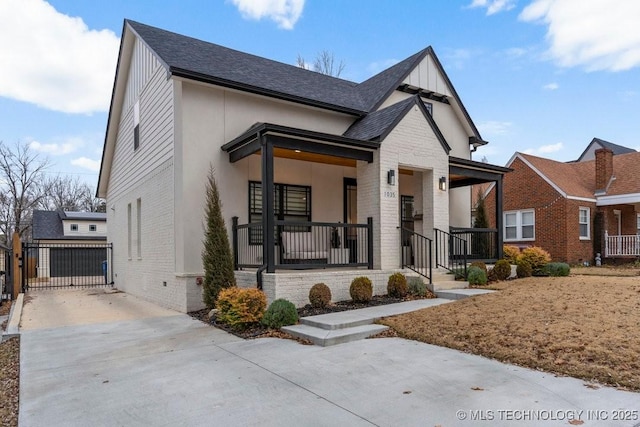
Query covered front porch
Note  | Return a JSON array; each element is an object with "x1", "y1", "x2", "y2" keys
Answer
[{"x1": 596, "y1": 199, "x2": 640, "y2": 260}]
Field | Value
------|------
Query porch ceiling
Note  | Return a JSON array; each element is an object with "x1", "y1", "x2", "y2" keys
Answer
[
  {"x1": 252, "y1": 148, "x2": 357, "y2": 167},
  {"x1": 222, "y1": 123, "x2": 379, "y2": 164}
]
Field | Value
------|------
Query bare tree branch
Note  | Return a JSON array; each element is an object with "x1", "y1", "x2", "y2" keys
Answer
[{"x1": 296, "y1": 50, "x2": 345, "y2": 77}]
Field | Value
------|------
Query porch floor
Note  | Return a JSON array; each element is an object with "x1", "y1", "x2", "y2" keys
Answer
[{"x1": 283, "y1": 290, "x2": 494, "y2": 346}]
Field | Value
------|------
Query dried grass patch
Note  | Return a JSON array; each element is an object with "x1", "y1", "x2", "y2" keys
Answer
[
  {"x1": 379, "y1": 276, "x2": 640, "y2": 390},
  {"x1": 0, "y1": 337, "x2": 19, "y2": 426}
]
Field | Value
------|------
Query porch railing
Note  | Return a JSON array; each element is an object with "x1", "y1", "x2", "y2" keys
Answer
[
  {"x1": 232, "y1": 218, "x2": 373, "y2": 270},
  {"x1": 450, "y1": 227, "x2": 498, "y2": 262},
  {"x1": 605, "y1": 232, "x2": 640, "y2": 257},
  {"x1": 400, "y1": 228, "x2": 432, "y2": 283},
  {"x1": 434, "y1": 228, "x2": 467, "y2": 279}
]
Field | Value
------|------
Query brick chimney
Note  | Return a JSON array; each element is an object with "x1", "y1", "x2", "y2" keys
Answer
[{"x1": 595, "y1": 148, "x2": 613, "y2": 192}]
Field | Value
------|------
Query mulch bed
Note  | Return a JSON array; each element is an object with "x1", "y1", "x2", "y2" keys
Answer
[
  {"x1": 0, "y1": 337, "x2": 19, "y2": 427},
  {"x1": 188, "y1": 291, "x2": 436, "y2": 341}
]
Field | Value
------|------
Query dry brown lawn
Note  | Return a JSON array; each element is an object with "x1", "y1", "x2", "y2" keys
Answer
[{"x1": 379, "y1": 272, "x2": 640, "y2": 391}]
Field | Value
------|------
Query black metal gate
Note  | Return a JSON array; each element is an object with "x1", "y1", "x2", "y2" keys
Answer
[
  {"x1": 22, "y1": 242, "x2": 113, "y2": 291},
  {"x1": 1, "y1": 247, "x2": 12, "y2": 300}
]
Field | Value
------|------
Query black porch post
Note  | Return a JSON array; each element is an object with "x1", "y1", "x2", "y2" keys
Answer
[
  {"x1": 495, "y1": 176, "x2": 504, "y2": 260},
  {"x1": 261, "y1": 135, "x2": 276, "y2": 273}
]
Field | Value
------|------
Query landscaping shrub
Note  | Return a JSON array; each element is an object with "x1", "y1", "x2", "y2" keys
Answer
[
  {"x1": 503, "y1": 245, "x2": 521, "y2": 264},
  {"x1": 516, "y1": 260, "x2": 532, "y2": 278},
  {"x1": 202, "y1": 166, "x2": 236, "y2": 308},
  {"x1": 308, "y1": 283, "x2": 332, "y2": 308},
  {"x1": 487, "y1": 267, "x2": 498, "y2": 282},
  {"x1": 470, "y1": 261, "x2": 487, "y2": 274},
  {"x1": 544, "y1": 262, "x2": 570, "y2": 277},
  {"x1": 407, "y1": 277, "x2": 428, "y2": 297},
  {"x1": 518, "y1": 246, "x2": 551, "y2": 270},
  {"x1": 467, "y1": 266, "x2": 487, "y2": 286},
  {"x1": 216, "y1": 287, "x2": 267, "y2": 329},
  {"x1": 387, "y1": 273, "x2": 408, "y2": 298},
  {"x1": 350, "y1": 276, "x2": 373, "y2": 303},
  {"x1": 492, "y1": 259, "x2": 511, "y2": 281},
  {"x1": 261, "y1": 299, "x2": 298, "y2": 328}
]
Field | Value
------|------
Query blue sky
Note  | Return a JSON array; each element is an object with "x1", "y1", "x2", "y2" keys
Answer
[{"x1": 1, "y1": 0, "x2": 639, "y2": 191}]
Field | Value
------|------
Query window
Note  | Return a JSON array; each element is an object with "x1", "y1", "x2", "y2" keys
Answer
[
  {"x1": 249, "y1": 181, "x2": 311, "y2": 244},
  {"x1": 579, "y1": 207, "x2": 590, "y2": 240},
  {"x1": 89, "y1": 224, "x2": 97, "y2": 232},
  {"x1": 127, "y1": 203, "x2": 132, "y2": 259},
  {"x1": 136, "y1": 198, "x2": 142, "y2": 258},
  {"x1": 70, "y1": 224, "x2": 78, "y2": 231},
  {"x1": 133, "y1": 101, "x2": 140, "y2": 151},
  {"x1": 504, "y1": 210, "x2": 535, "y2": 241},
  {"x1": 637, "y1": 214, "x2": 640, "y2": 234},
  {"x1": 401, "y1": 195, "x2": 414, "y2": 246}
]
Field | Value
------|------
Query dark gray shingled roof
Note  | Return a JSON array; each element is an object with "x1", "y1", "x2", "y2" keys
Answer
[
  {"x1": 32, "y1": 210, "x2": 106, "y2": 241},
  {"x1": 126, "y1": 20, "x2": 434, "y2": 117},
  {"x1": 344, "y1": 95, "x2": 451, "y2": 153},
  {"x1": 592, "y1": 138, "x2": 636, "y2": 155},
  {"x1": 32, "y1": 210, "x2": 64, "y2": 240}
]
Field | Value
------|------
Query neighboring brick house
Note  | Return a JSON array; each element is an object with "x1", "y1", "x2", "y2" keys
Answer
[{"x1": 485, "y1": 147, "x2": 640, "y2": 264}]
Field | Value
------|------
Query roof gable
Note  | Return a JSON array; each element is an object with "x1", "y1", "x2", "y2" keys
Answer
[
  {"x1": 576, "y1": 137, "x2": 636, "y2": 162},
  {"x1": 344, "y1": 95, "x2": 451, "y2": 153}
]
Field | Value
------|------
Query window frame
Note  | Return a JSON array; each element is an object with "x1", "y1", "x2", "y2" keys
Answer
[
  {"x1": 503, "y1": 209, "x2": 535, "y2": 242},
  {"x1": 70, "y1": 224, "x2": 78, "y2": 232},
  {"x1": 248, "y1": 181, "x2": 312, "y2": 245},
  {"x1": 133, "y1": 101, "x2": 140, "y2": 151},
  {"x1": 89, "y1": 224, "x2": 97, "y2": 232},
  {"x1": 579, "y1": 207, "x2": 590, "y2": 240}
]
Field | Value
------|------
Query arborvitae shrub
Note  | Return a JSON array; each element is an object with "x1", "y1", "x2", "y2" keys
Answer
[
  {"x1": 261, "y1": 299, "x2": 298, "y2": 328},
  {"x1": 216, "y1": 287, "x2": 267, "y2": 329},
  {"x1": 350, "y1": 276, "x2": 373, "y2": 303},
  {"x1": 309, "y1": 283, "x2": 331, "y2": 308},
  {"x1": 518, "y1": 246, "x2": 551, "y2": 270},
  {"x1": 493, "y1": 259, "x2": 512, "y2": 281},
  {"x1": 387, "y1": 273, "x2": 408, "y2": 298},
  {"x1": 407, "y1": 277, "x2": 428, "y2": 297},
  {"x1": 467, "y1": 266, "x2": 488, "y2": 286},
  {"x1": 516, "y1": 260, "x2": 532, "y2": 278},
  {"x1": 202, "y1": 166, "x2": 236, "y2": 308}
]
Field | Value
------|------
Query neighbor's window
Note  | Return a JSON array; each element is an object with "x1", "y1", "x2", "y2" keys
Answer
[
  {"x1": 136, "y1": 198, "x2": 142, "y2": 258},
  {"x1": 249, "y1": 181, "x2": 311, "y2": 244},
  {"x1": 133, "y1": 100, "x2": 140, "y2": 151},
  {"x1": 504, "y1": 210, "x2": 535, "y2": 241},
  {"x1": 579, "y1": 207, "x2": 590, "y2": 240},
  {"x1": 89, "y1": 224, "x2": 97, "y2": 232},
  {"x1": 70, "y1": 224, "x2": 78, "y2": 231},
  {"x1": 637, "y1": 214, "x2": 640, "y2": 234},
  {"x1": 127, "y1": 203, "x2": 132, "y2": 259}
]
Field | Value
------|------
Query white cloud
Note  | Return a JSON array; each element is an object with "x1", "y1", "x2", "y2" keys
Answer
[
  {"x1": 477, "y1": 120, "x2": 513, "y2": 136},
  {"x1": 29, "y1": 136, "x2": 86, "y2": 156},
  {"x1": 230, "y1": 0, "x2": 305, "y2": 30},
  {"x1": 519, "y1": 0, "x2": 640, "y2": 71},
  {"x1": 71, "y1": 157, "x2": 100, "y2": 172},
  {"x1": 468, "y1": 0, "x2": 516, "y2": 15},
  {"x1": 0, "y1": 0, "x2": 119, "y2": 114},
  {"x1": 524, "y1": 142, "x2": 563, "y2": 155},
  {"x1": 442, "y1": 48, "x2": 478, "y2": 70},
  {"x1": 543, "y1": 82, "x2": 559, "y2": 90}
]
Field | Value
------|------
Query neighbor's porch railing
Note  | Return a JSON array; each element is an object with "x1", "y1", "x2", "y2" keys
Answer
[
  {"x1": 449, "y1": 227, "x2": 499, "y2": 262},
  {"x1": 232, "y1": 218, "x2": 373, "y2": 270},
  {"x1": 604, "y1": 231, "x2": 640, "y2": 257}
]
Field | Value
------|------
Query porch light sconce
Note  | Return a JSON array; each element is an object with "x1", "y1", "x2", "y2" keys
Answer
[
  {"x1": 439, "y1": 176, "x2": 447, "y2": 191},
  {"x1": 387, "y1": 169, "x2": 396, "y2": 186}
]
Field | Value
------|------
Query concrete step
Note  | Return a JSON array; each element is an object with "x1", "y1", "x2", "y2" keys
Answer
[
  {"x1": 435, "y1": 289, "x2": 495, "y2": 300},
  {"x1": 282, "y1": 323, "x2": 389, "y2": 347},
  {"x1": 430, "y1": 279, "x2": 469, "y2": 291}
]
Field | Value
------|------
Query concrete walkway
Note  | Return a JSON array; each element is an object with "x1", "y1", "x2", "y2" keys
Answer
[{"x1": 18, "y1": 290, "x2": 639, "y2": 426}]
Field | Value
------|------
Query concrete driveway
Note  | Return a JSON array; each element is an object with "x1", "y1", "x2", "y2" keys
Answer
[{"x1": 19, "y1": 290, "x2": 639, "y2": 426}]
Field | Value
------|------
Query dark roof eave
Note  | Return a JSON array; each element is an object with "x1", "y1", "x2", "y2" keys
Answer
[
  {"x1": 449, "y1": 156, "x2": 512, "y2": 173},
  {"x1": 222, "y1": 123, "x2": 380, "y2": 154},
  {"x1": 171, "y1": 68, "x2": 367, "y2": 118}
]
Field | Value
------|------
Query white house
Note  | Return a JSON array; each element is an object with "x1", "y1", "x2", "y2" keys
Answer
[{"x1": 97, "y1": 20, "x2": 508, "y2": 312}]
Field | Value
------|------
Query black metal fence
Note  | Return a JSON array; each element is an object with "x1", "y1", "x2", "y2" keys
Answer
[
  {"x1": 233, "y1": 219, "x2": 372, "y2": 270},
  {"x1": 400, "y1": 228, "x2": 432, "y2": 283},
  {"x1": 22, "y1": 242, "x2": 113, "y2": 291},
  {"x1": 1, "y1": 248, "x2": 12, "y2": 300},
  {"x1": 434, "y1": 228, "x2": 468, "y2": 279},
  {"x1": 450, "y1": 227, "x2": 499, "y2": 262}
]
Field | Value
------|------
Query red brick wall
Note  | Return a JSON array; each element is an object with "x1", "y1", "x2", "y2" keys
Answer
[{"x1": 486, "y1": 157, "x2": 597, "y2": 263}]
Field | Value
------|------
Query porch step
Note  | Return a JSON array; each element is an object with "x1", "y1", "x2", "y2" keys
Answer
[
  {"x1": 435, "y1": 288, "x2": 495, "y2": 300},
  {"x1": 282, "y1": 299, "x2": 452, "y2": 346}
]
